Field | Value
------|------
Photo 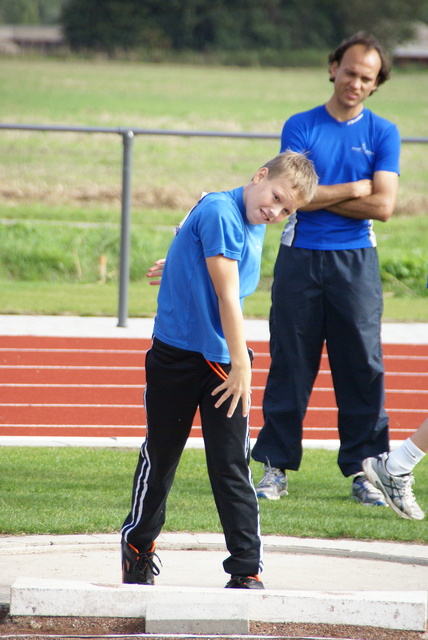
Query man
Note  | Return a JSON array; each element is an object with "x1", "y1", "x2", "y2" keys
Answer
[{"x1": 252, "y1": 33, "x2": 401, "y2": 506}]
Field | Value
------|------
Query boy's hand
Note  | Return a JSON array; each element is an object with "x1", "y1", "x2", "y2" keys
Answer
[
  {"x1": 212, "y1": 361, "x2": 252, "y2": 418},
  {"x1": 146, "y1": 258, "x2": 165, "y2": 286}
]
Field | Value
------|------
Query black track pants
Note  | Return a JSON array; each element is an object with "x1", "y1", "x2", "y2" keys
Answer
[{"x1": 122, "y1": 338, "x2": 263, "y2": 577}]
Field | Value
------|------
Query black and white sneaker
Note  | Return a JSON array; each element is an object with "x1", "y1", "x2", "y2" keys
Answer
[
  {"x1": 121, "y1": 540, "x2": 161, "y2": 585},
  {"x1": 225, "y1": 575, "x2": 264, "y2": 589}
]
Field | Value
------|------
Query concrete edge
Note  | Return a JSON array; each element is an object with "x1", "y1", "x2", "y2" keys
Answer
[
  {"x1": 1, "y1": 532, "x2": 427, "y2": 566},
  {"x1": 9, "y1": 577, "x2": 428, "y2": 632},
  {"x1": 1, "y1": 315, "x2": 428, "y2": 343},
  {"x1": 0, "y1": 436, "x2": 410, "y2": 450}
]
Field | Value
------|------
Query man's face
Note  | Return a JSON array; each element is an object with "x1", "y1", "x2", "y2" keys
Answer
[
  {"x1": 244, "y1": 168, "x2": 302, "y2": 226},
  {"x1": 330, "y1": 44, "x2": 381, "y2": 112}
]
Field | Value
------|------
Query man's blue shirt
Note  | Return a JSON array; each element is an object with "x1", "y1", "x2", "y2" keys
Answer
[{"x1": 280, "y1": 105, "x2": 401, "y2": 249}]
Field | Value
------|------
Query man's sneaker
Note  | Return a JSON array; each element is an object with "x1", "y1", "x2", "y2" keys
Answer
[
  {"x1": 363, "y1": 453, "x2": 425, "y2": 520},
  {"x1": 121, "y1": 540, "x2": 161, "y2": 584},
  {"x1": 351, "y1": 472, "x2": 387, "y2": 506},
  {"x1": 225, "y1": 575, "x2": 265, "y2": 589},
  {"x1": 256, "y1": 461, "x2": 288, "y2": 500}
]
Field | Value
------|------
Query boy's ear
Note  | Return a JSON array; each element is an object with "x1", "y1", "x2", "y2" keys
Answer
[{"x1": 252, "y1": 167, "x2": 269, "y2": 183}]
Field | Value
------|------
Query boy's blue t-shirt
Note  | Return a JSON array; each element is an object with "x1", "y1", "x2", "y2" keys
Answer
[
  {"x1": 153, "y1": 188, "x2": 266, "y2": 363},
  {"x1": 280, "y1": 105, "x2": 401, "y2": 249}
]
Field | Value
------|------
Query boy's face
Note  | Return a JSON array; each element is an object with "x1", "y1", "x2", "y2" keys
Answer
[{"x1": 244, "y1": 168, "x2": 303, "y2": 226}]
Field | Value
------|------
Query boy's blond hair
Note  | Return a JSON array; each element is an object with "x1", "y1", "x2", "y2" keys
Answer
[{"x1": 262, "y1": 150, "x2": 318, "y2": 205}]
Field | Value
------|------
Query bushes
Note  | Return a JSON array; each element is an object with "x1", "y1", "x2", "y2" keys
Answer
[
  {"x1": 381, "y1": 257, "x2": 428, "y2": 296},
  {"x1": 1, "y1": 220, "x2": 426, "y2": 297},
  {"x1": 0, "y1": 221, "x2": 172, "y2": 284}
]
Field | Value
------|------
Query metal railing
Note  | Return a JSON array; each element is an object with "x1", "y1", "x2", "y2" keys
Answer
[{"x1": 1, "y1": 122, "x2": 427, "y2": 327}]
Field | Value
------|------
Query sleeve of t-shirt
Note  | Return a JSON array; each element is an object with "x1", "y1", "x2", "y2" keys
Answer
[
  {"x1": 280, "y1": 113, "x2": 308, "y2": 154},
  {"x1": 194, "y1": 198, "x2": 244, "y2": 261},
  {"x1": 374, "y1": 122, "x2": 401, "y2": 175}
]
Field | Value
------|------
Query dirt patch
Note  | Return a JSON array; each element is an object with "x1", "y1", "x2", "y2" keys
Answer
[
  {"x1": 0, "y1": 608, "x2": 426, "y2": 640},
  {"x1": 1, "y1": 184, "x2": 428, "y2": 215},
  {"x1": 0, "y1": 184, "x2": 195, "y2": 211}
]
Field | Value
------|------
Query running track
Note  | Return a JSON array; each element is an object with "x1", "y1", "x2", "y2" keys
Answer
[{"x1": 1, "y1": 334, "x2": 427, "y2": 442}]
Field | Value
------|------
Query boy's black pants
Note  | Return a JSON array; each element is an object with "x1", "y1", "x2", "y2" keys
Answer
[{"x1": 122, "y1": 338, "x2": 263, "y2": 577}]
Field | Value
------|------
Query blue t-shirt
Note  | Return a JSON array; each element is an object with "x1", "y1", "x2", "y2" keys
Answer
[
  {"x1": 280, "y1": 105, "x2": 401, "y2": 249},
  {"x1": 153, "y1": 188, "x2": 266, "y2": 363}
]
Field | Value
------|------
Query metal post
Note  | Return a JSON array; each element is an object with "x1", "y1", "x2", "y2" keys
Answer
[{"x1": 117, "y1": 130, "x2": 134, "y2": 327}]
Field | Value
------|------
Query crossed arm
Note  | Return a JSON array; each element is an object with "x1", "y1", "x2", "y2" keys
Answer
[{"x1": 301, "y1": 170, "x2": 399, "y2": 222}]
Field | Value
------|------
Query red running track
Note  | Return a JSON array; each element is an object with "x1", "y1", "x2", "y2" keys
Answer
[{"x1": 0, "y1": 335, "x2": 427, "y2": 442}]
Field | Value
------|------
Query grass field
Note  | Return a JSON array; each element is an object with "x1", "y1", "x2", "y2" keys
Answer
[
  {"x1": 0, "y1": 58, "x2": 427, "y2": 319},
  {"x1": 1, "y1": 59, "x2": 427, "y2": 208},
  {"x1": 1, "y1": 447, "x2": 427, "y2": 543}
]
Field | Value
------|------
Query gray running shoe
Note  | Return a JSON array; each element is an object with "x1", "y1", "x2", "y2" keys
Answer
[
  {"x1": 256, "y1": 461, "x2": 288, "y2": 500},
  {"x1": 351, "y1": 472, "x2": 387, "y2": 506},
  {"x1": 363, "y1": 453, "x2": 425, "y2": 520}
]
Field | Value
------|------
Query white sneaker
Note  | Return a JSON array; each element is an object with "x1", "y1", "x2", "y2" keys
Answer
[
  {"x1": 363, "y1": 453, "x2": 425, "y2": 520},
  {"x1": 256, "y1": 461, "x2": 288, "y2": 500},
  {"x1": 351, "y1": 472, "x2": 387, "y2": 506}
]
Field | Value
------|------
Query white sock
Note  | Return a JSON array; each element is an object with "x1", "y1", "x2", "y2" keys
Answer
[{"x1": 386, "y1": 438, "x2": 426, "y2": 476}]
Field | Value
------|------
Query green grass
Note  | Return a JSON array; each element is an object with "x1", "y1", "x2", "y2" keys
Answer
[
  {"x1": 0, "y1": 59, "x2": 427, "y2": 208},
  {"x1": 1, "y1": 59, "x2": 426, "y2": 134},
  {"x1": 0, "y1": 280, "x2": 159, "y2": 317},
  {"x1": 1, "y1": 278, "x2": 427, "y2": 321},
  {"x1": 1, "y1": 447, "x2": 426, "y2": 543}
]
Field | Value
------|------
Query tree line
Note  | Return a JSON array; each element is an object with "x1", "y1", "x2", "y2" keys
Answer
[{"x1": 1, "y1": 0, "x2": 428, "y2": 63}]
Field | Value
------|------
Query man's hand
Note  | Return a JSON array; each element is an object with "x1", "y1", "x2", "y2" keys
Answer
[
  {"x1": 302, "y1": 179, "x2": 373, "y2": 211},
  {"x1": 350, "y1": 179, "x2": 373, "y2": 199},
  {"x1": 300, "y1": 171, "x2": 397, "y2": 222}
]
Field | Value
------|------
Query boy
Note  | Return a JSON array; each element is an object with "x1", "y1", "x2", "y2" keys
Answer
[{"x1": 121, "y1": 151, "x2": 317, "y2": 589}]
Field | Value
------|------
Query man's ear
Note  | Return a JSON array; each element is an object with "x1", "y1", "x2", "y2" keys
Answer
[
  {"x1": 252, "y1": 167, "x2": 269, "y2": 183},
  {"x1": 329, "y1": 61, "x2": 338, "y2": 81}
]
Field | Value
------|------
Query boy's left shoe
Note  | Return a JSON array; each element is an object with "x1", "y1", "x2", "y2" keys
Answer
[
  {"x1": 121, "y1": 540, "x2": 161, "y2": 584},
  {"x1": 225, "y1": 575, "x2": 264, "y2": 589}
]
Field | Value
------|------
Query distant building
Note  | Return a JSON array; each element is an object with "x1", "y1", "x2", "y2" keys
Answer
[
  {"x1": 0, "y1": 25, "x2": 65, "y2": 54},
  {"x1": 393, "y1": 22, "x2": 428, "y2": 66}
]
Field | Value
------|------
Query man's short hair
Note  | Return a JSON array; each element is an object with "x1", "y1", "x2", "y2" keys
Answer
[
  {"x1": 262, "y1": 151, "x2": 318, "y2": 205},
  {"x1": 328, "y1": 32, "x2": 391, "y2": 87}
]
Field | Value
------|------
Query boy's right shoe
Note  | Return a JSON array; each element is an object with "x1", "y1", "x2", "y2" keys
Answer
[
  {"x1": 225, "y1": 575, "x2": 265, "y2": 589},
  {"x1": 362, "y1": 453, "x2": 425, "y2": 520},
  {"x1": 255, "y1": 461, "x2": 288, "y2": 500},
  {"x1": 121, "y1": 540, "x2": 161, "y2": 584}
]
